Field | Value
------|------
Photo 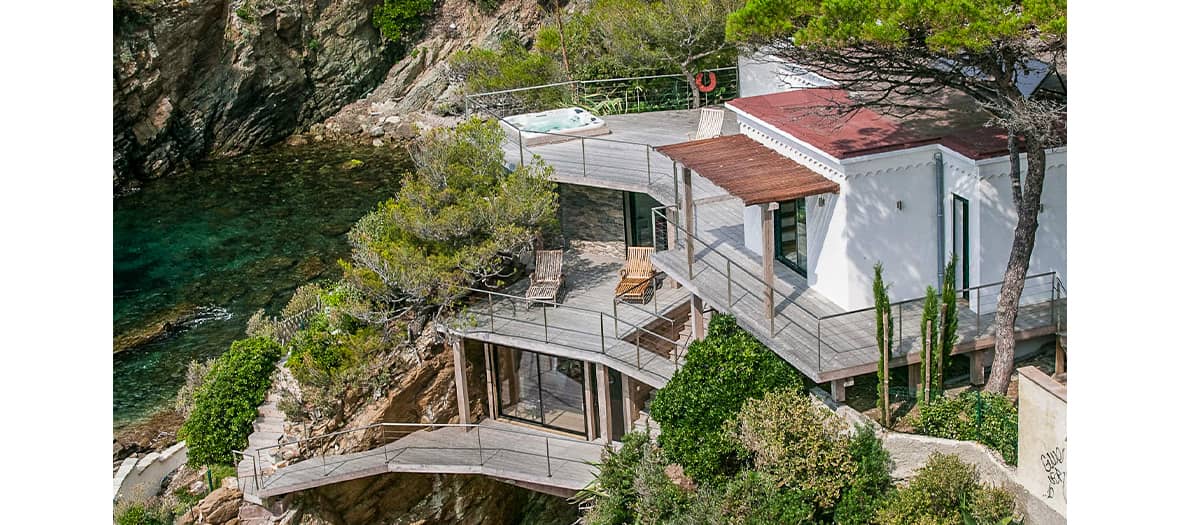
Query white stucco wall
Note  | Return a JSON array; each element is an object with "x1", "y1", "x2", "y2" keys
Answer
[
  {"x1": 738, "y1": 52, "x2": 837, "y2": 98},
  {"x1": 1016, "y1": 367, "x2": 1067, "y2": 517},
  {"x1": 726, "y1": 106, "x2": 1066, "y2": 313},
  {"x1": 114, "y1": 441, "x2": 188, "y2": 501}
]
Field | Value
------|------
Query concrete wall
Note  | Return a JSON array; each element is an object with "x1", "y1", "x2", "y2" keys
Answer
[
  {"x1": 559, "y1": 183, "x2": 625, "y2": 243},
  {"x1": 113, "y1": 441, "x2": 188, "y2": 501},
  {"x1": 738, "y1": 51, "x2": 837, "y2": 98},
  {"x1": 1016, "y1": 366, "x2": 1067, "y2": 516}
]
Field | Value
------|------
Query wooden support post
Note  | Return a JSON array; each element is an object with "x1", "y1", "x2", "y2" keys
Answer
[
  {"x1": 908, "y1": 363, "x2": 921, "y2": 392},
  {"x1": 969, "y1": 350, "x2": 986, "y2": 386},
  {"x1": 483, "y1": 343, "x2": 498, "y2": 419},
  {"x1": 451, "y1": 339, "x2": 471, "y2": 425},
  {"x1": 830, "y1": 379, "x2": 846, "y2": 403},
  {"x1": 1055, "y1": 334, "x2": 1066, "y2": 376},
  {"x1": 596, "y1": 364, "x2": 612, "y2": 443},
  {"x1": 583, "y1": 361, "x2": 596, "y2": 441},
  {"x1": 690, "y1": 294, "x2": 705, "y2": 342},
  {"x1": 681, "y1": 165, "x2": 696, "y2": 279},
  {"x1": 621, "y1": 375, "x2": 635, "y2": 433},
  {"x1": 761, "y1": 203, "x2": 776, "y2": 321}
]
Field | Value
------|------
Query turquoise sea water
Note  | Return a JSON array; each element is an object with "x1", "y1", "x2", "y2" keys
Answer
[{"x1": 113, "y1": 142, "x2": 408, "y2": 429}]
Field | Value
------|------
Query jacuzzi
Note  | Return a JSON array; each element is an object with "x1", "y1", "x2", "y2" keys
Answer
[{"x1": 502, "y1": 107, "x2": 611, "y2": 146}]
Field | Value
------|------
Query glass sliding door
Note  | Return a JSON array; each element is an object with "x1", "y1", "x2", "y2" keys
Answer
[
  {"x1": 623, "y1": 191, "x2": 666, "y2": 249},
  {"x1": 952, "y1": 195, "x2": 970, "y2": 297},
  {"x1": 774, "y1": 198, "x2": 807, "y2": 277},
  {"x1": 493, "y1": 346, "x2": 588, "y2": 435}
]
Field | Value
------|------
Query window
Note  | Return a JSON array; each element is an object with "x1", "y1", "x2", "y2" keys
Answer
[
  {"x1": 623, "y1": 191, "x2": 666, "y2": 249},
  {"x1": 493, "y1": 346, "x2": 588, "y2": 435},
  {"x1": 774, "y1": 198, "x2": 807, "y2": 276}
]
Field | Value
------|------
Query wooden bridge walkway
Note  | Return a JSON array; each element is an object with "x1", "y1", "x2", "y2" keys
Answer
[{"x1": 238, "y1": 420, "x2": 606, "y2": 502}]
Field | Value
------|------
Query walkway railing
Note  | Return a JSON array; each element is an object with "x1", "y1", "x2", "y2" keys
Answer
[
  {"x1": 456, "y1": 287, "x2": 688, "y2": 383},
  {"x1": 652, "y1": 204, "x2": 1066, "y2": 377},
  {"x1": 238, "y1": 422, "x2": 605, "y2": 493}
]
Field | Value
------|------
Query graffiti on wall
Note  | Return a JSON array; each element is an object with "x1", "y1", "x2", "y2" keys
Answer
[{"x1": 1040, "y1": 439, "x2": 1066, "y2": 502}]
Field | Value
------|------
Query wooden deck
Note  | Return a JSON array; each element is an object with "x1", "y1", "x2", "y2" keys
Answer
[
  {"x1": 503, "y1": 107, "x2": 1064, "y2": 384},
  {"x1": 243, "y1": 420, "x2": 605, "y2": 500},
  {"x1": 446, "y1": 248, "x2": 692, "y2": 388},
  {"x1": 505, "y1": 108, "x2": 738, "y2": 206}
]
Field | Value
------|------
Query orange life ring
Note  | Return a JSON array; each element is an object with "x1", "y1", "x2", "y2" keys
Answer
[{"x1": 695, "y1": 71, "x2": 718, "y2": 93}]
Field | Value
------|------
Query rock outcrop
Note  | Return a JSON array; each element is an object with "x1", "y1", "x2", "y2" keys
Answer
[
  {"x1": 113, "y1": 0, "x2": 550, "y2": 192},
  {"x1": 114, "y1": 0, "x2": 398, "y2": 190}
]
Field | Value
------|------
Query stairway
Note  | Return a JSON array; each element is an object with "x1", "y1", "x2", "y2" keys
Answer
[{"x1": 237, "y1": 360, "x2": 295, "y2": 504}]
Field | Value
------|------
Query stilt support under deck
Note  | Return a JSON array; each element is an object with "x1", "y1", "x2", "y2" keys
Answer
[
  {"x1": 452, "y1": 339, "x2": 471, "y2": 425},
  {"x1": 969, "y1": 350, "x2": 988, "y2": 386},
  {"x1": 830, "y1": 379, "x2": 846, "y2": 403},
  {"x1": 596, "y1": 364, "x2": 612, "y2": 443},
  {"x1": 690, "y1": 294, "x2": 706, "y2": 342}
]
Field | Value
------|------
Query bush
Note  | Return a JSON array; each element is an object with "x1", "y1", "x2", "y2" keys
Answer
[
  {"x1": 875, "y1": 452, "x2": 1016, "y2": 525},
  {"x1": 835, "y1": 425, "x2": 894, "y2": 524},
  {"x1": 911, "y1": 391, "x2": 1019, "y2": 464},
  {"x1": 174, "y1": 358, "x2": 212, "y2": 418},
  {"x1": 728, "y1": 388, "x2": 857, "y2": 510},
  {"x1": 372, "y1": 0, "x2": 435, "y2": 43},
  {"x1": 683, "y1": 470, "x2": 814, "y2": 525},
  {"x1": 287, "y1": 314, "x2": 356, "y2": 384},
  {"x1": 113, "y1": 498, "x2": 171, "y2": 525},
  {"x1": 179, "y1": 337, "x2": 282, "y2": 466},
  {"x1": 649, "y1": 314, "x2": 803, "y2": 482},
  {"x1": 582, "y1": 431, "x2": 683, "y2": 525},
  {"x1": 448, "y1": 37, "x2": 565, "y2": 107}
]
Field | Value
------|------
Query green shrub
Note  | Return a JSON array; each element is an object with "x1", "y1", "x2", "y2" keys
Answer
[
  {"x1": 684, "y1": 470, "x2": 814, "y2": 525},
  {"x1": 179, "y1": 337, "x2": 282, "y2": 466},
  {"x1": 729, "y1": 388, "x2": 857, "y2": 510},
  {"x1": 912, "y1": 391, "x2": 1019, "y2": 464},
  {"x1": 113, "y1": 498, "x2": 171, "y2": 525},
  {"x1": 966, "y1": 485, "x2": 1018, "y2": 525},
  {"x1": 372, "y1": 0, "x2": 435, "y2": 42},
  {"x1": 475, "y1": 0, "x2": 500, "y2": 14},
  {"x1": 835, "y1": 425, "x2": 895, "y2": 524},
  {"x1": 876, "y1": 452, "x2": 979, "y2": 525},
  {"x1": 582, "y1": 431, "x2": 675, "y2": 525},
  {"x1": 287, "y1": 314, "x2": 356, "y2": 383},
  {"x1": 649, "y1": 314, "x2": 803, "y2": 482},
  {"x1": 448, "y1": 38, "x2": 565, "y2": 106}
]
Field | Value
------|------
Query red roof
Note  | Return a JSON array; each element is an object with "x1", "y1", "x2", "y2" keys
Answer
[
  {"x1": 655, "y1": 135, "x2": 839, "y2": 205},
  {"x1": 727, "y1": 89, "x2": 1015, "y2": 160}
]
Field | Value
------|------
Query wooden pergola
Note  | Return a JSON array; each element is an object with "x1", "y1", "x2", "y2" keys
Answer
[{"x1": 655, "y1": 134, "x2": 840, "y2": 322}]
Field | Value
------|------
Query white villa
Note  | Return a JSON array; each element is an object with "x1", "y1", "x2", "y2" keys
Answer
[{"x1": 242, "y1": 59, "x2": 1067, "y2": 509}]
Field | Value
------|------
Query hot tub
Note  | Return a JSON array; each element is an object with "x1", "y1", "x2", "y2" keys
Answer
[{"x1": 502, "y1": 107, "x2": 611, "y2": 146}]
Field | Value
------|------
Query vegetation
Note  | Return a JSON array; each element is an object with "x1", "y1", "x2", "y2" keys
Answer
[
  {"x1": 174, "y1": 358, "x2": 212, "y2": 419},
  {"x1": 648, "y1": 314, "x2": 803, "y2": 482},
  {"x1": 872, "y1": 262, "x2": 893, "y2": 425},
  {"x1": 910, "y1": 391, "x2": 1020, "y2": 465},
  {"x1": 113, "y1": 498, "x2": 171, "y2": 525},
  {"x1": 834, "y1": 425, "x2": 895, "y2": 525},
  {"x1": 725, "y1": 0, "x2": 1067, "y2": 395},
  {"x1": 372, "y1": 0, "x2": 435, "y2": 43},
  {"x1": 919, "y1": 285, "x2": 940, "y2": 402},
  {"x1": 448, "y1": 34, "x2": 566, "y2": 105},
  {"x1": 179, "y1": 336, "x2": 282, "y2": 466},
  {"x1": 342, "y1": 117, "x2": 558, "y2": 320},
  {"x1": 875, "y1": 452, "x2": 1017, "y2": 525}
]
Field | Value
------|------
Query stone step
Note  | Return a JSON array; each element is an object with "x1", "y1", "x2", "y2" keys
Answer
[{"x1": 253, "y1": 421, "x2": 285, "y2": 433}]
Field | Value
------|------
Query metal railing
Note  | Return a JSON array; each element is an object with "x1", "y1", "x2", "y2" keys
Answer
[
  {"x1": 466, "y1": 69, "x2": 737, "y2": 205},
  {"x1": 652, "y1": 204, "x2": 1067, "y2": 376},
  {"x1": 273, "y1": 298, "x2": 324, "y2": 346},
  {"x1": 246, "y1": 422, "x2": 606, "y2": 492},
  {"x1": 465, "y1": 68, "x2": 739, "y2": 118},
  {"x1": 457, "y1": 287, "x2": 688, "y2": 382}
]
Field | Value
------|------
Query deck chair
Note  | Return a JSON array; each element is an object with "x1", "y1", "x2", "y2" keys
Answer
[
  {"x1": 615, "y1": 247, "x2": 656, "y2": 303},
  {"x1": 689, "y1": 108, "x2": 725, "y2": 140},
  {"x1": 525, "y1": 250, "x2": 565, "y2": 307}
]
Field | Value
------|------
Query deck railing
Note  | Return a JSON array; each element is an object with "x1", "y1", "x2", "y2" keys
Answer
[
  {"x1": 238, "y1": 422, "x2": 606, "y2": 493},
  {"x1": 465, "y1": 68, "x2": 737, "y2": 205},
  {"x1": 652, "y1": 204, "x2": 1066, "y2": 377},
  {"x1": 456, "y1": 287, "x2": 688, "y2": 383},
  {"x1": 465, "y1": 68, "x2": 739, "y2": 119}
]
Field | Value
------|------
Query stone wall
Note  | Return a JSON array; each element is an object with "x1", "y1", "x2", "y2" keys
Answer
[
  {"x1": 113, "y1": 441, "x2": 188, "y2": 501},
  {"x1": 1016, "y1": 366, "x2": 1067, "y2": 516},
  {"x1": 559, "y1": 184, "x2": 625, "y2": 244}
]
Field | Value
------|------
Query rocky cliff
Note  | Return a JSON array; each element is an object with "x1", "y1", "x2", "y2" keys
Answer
[{"x1": 113, "y1": 0, "x2": 547, "y2": 192}]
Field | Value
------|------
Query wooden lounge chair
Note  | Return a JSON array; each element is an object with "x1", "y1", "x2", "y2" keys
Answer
[
  {"x1": 690, "y1": 108, "x2": 725, "y2": 140},
  {"x1": 525, "y1": 250, "x2": 565, "y2": 307},
  {"x1": 615, "y1": 247, "x2": 656, "y2": 303}
]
